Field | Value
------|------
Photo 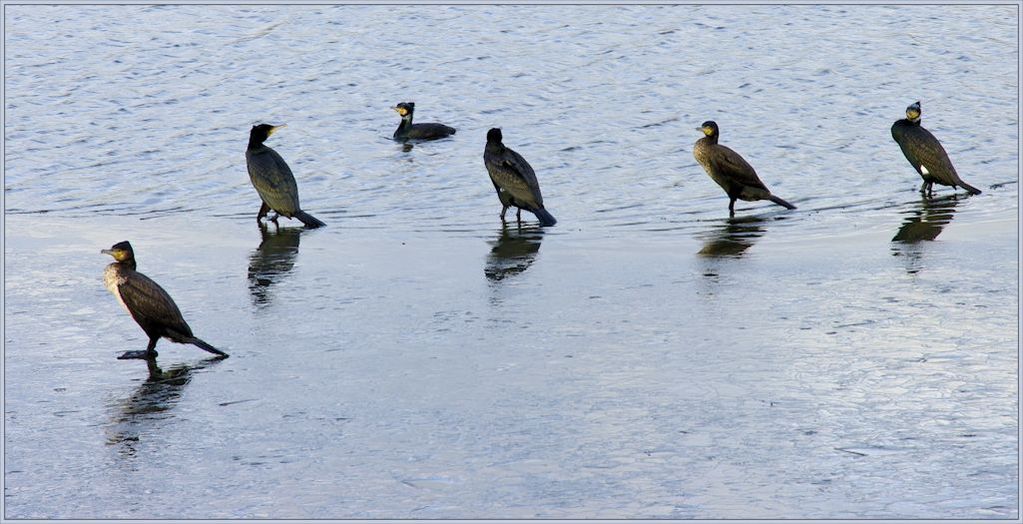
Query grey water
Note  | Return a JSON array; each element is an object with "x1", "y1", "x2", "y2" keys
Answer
[{"x1": 3, "y1": 4, "x2": 1018, "y2": 519}]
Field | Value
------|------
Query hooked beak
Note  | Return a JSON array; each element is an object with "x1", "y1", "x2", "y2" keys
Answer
[
  {"x1": 268, "y1": 124, "x2": 287, "y2": 136},
  {"x1": 100, "y1": 248, "x2": 113, "y2": 255}
]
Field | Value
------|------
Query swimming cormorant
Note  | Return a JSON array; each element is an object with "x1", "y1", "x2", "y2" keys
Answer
[
  {"x1": 891, "y1": 101, "x2": 982, "y2": 197},
  {"x1": 693, "y1": 121, "x2": 796, "y2": 217},
  {"x1": 392, "y1": 102, "x2": 456, "y2": 141},
  {"x1": 483, "y1": 128, "x2": 557, "y2": 227},
  {"x1": 102, "y1": 241, "x2": 227, "y2": 360},
  {"x1": 246, "y1": 123, "x2": 326, "y2": 228}
]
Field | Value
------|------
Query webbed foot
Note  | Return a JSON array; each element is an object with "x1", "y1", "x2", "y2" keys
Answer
[{"x1": 117, "y1": 350, "x2": 158, "y2": 360}]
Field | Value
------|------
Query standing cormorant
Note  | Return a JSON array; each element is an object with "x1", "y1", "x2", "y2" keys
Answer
[
  {"x1": 392, "y1": 102, "x2": 456, "y2": 141},
  {"x1": 102, "y1": 241, "x2": 227, "y2": 360},
  {"x1": 891, "y1": 101, "x2": 982, "y2": 197},
  {"x1": 483, "y1": 128, "x2": 557, "y2": 227},
  {"x1": 246, "y1": 123, "x2": 326, "y2": 229},
  {"x1": 693, "y1": 121, "x2": 796, "y2": 217}
]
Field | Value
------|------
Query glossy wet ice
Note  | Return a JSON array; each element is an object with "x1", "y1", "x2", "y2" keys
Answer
[{"x1": 3, "y1": 4, "x2": 1018, "y2": 519}]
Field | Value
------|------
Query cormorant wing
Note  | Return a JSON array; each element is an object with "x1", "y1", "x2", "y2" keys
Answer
[
  {"x1": 497, "y1": 148, "x2": 544, "y2": 205},
  {"x1": 116, "y1": 272, "x2": 190, "y2": 333},
  {"x1": 247, "y1": 148, "x2": 302, "y2": 213},
  {"x1": 712, "y1": 145, "x2": 769, "y2": 191},
  {"x1": 408, "y1": 123, "x2": 456, "y2": 138},
  {"x1": 898, "y1": 126, "x2": 958, "y2": 179}
]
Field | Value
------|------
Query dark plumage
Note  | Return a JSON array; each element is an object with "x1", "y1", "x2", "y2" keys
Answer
[
  {"x1": 693, "y1": 121, "x2": 796, "y2": 217},
  {"x1": 483, "y1": 128, "x2": 557, "y2": 227},
  {"x1": 392, "y1": 102, "x2": 456, "y2": 141},
  {"x1": 891, "y1": 101, "x2": 982, "y2": 197},
  {"x1": 102, "y1": 241, "x2": 227, "y2": 360},
  {"x1": 246, "y1": 124, "x2": 326, "y2": 229}
]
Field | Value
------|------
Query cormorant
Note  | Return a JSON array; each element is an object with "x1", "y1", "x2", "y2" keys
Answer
[
  {"x1": 246, "y1": 123, "x2": 326, "y2": 229},
  {"x1": 392, "y1": 102, "x2": 456, "y2": 141},
  {"x1": 693, "y1": 121, "x2": 796, "y2": 217},
  {"x1": 101, "y1": 241, "x2": 227, "y2": 360},
  {"x1": 483, "y1": 128, "x2": 557, "y2": 227},
  {"x1": 891, "y1": 101, "x2": 982, "y2": 197}
]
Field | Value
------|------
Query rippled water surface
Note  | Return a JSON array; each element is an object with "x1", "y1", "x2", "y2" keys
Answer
[{"x1": 4, "y1": 4, "x2": 1019, "y2": 519}]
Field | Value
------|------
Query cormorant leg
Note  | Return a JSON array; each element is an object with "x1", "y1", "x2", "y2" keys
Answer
[
  {"x1": 728, "y1": 198, "x2": 736, "y2": 217},
  {"x1": 500, "y1": 206, "x2": 508, "y2": 223},
  {"x1": 257, "y1": 201, "x2": 270, "y2": 223},
  {"x1": 919, "y1": 180, "x2": 928, "y2": 195},
  {"x1": 118, "y1": 338, "x2": 159, "y2": 360},
  {"x1": 516, "y1": 208, "x2": 522, "y2": 226}
]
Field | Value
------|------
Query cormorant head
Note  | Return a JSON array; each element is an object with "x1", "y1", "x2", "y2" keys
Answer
[
  {"x1": 698, "y1": 121, "x2": 719, "y2": 137},
  {"x1": 487, "y1": 128, "x2": 503, "y2": 143},
  {"x1": 394, "y1": 102, "x2": 415, "y2": 118},
  {"x1": 101, "y1": 240, "x2": 135, "y2": 262},
  {"x1": 249, "y1": 123, "x2": 286, "y2": 145},
  {"x1": 905, "y1": 101, "x2": 921, "y2": 123}
]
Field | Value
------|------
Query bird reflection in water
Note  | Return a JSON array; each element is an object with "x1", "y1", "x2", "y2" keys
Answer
[
  {"x1": 891, "y1": 194, "x2": 960, "y2": 273},
  {"x1": 697, "y1": 215, "x2": 769, "y2": 258},
  {"x1": 892, "y1": 194, "x2": 960, "y2": 243},
  {"x1": 106, "y1": 357, "x2": 223, "y2": 458},
  {"x1": 484, "y1": 226, "x2": 544, "y2": 282},
  {"x1": 248, "y1": 225, "x2": 303, "y2": 307}
]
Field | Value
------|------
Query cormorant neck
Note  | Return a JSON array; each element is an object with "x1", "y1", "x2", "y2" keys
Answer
[
  {"x1": 485, "y1": 140, "x2": 504, "y2": 153},
  {"x1": 395, "y1": 116, "x2": 413, "y2": 135},
  {"x1": 117, "y1": 259, "x2": 137, "y2": 271},
  {"x1": 702, "y1": 133, "x2": 719, "y2": 145},
  {"x1": 247, "y1": 137, "x2": 266, "y2": 150}
]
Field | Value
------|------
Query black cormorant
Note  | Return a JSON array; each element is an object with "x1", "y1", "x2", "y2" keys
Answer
[
  {"x1": 392, "y1": 102, "x2": 456, "y2": 141},
  {"x1": 102, "y1": 241, "x2": 227, "y2": 360},
  {"x1": 483, "y1": 128, "x2": 557, "y2": 227},
  {"x1": 891, "y1": 101, "x2": 982, "y2": 197},
  {"x1": 246, "y1": 124, "x2": 326, "y2": 228},
  {"x1": 693, "y1": 121, "x2": 796, "y2": 217}
]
